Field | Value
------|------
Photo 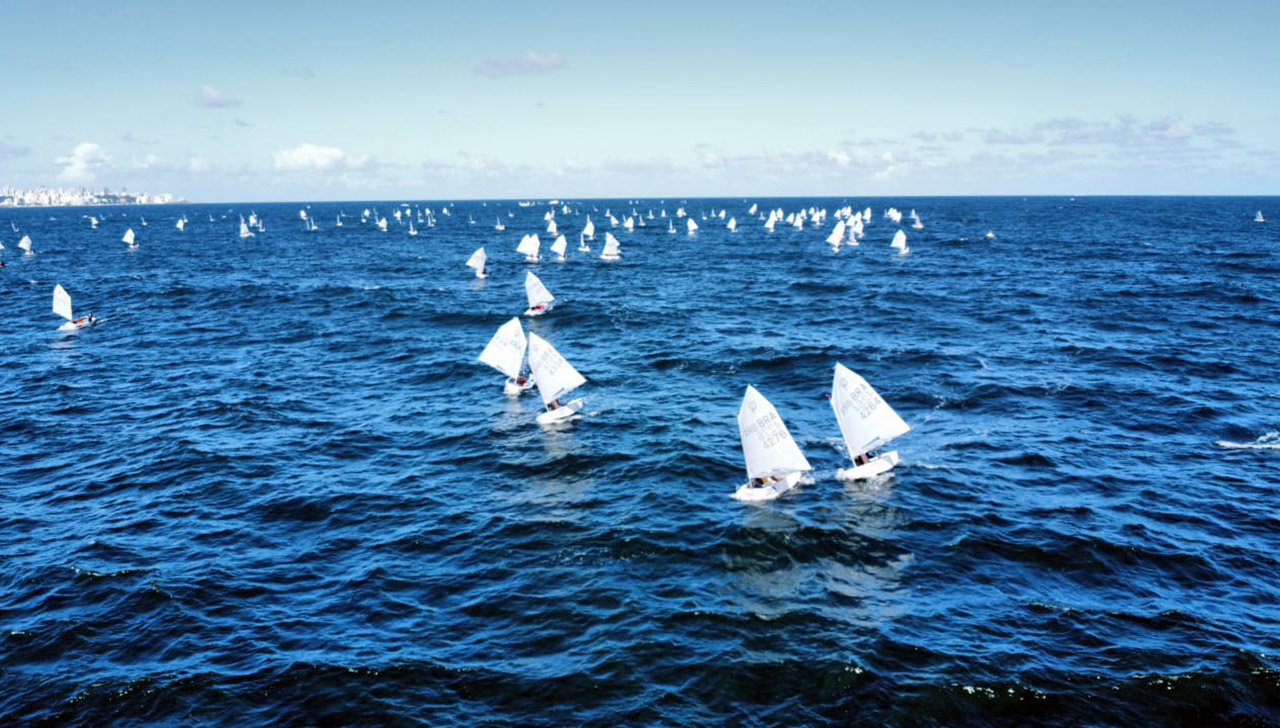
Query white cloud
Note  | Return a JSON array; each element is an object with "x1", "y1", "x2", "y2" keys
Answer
[
  {"x1": 188, "y1": 156, "x2": 211, "y2": 173},
  {"x1": 55, "y1": 142, "x2": 111, "y2": 181},
  {"x1": 479, "y1": 51, "x2": 565, "y2": 78},
  {"x1": 131, "y1": 154, "x2": 164, "y2": 169},
  {"x1": 199, "y1": 85, "x2": 240, "y2": 108},
  {"x1": 272, "y1": 142, "x2": 347, "y2": 171}
]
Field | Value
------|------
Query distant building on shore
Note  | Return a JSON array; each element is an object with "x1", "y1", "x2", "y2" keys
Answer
[{"x1": 0, "y1": 186, "x2": 183, "y2": 207}]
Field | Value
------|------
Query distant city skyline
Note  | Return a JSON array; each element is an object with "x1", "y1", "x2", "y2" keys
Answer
[{"x1": 3, "y1": 0, "x2": 1277, "y2": 201}]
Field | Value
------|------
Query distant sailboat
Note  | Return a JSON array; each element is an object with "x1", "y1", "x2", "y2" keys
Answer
[
  {"x1": 239, "y1": 217, "x2": 254, "y2": 239},
  {"x1": 727, "y1": 217, "x2": 737, "y2": 233},
  {"x1": 479, "y1": 317, "x2": 533, "y2": 396},
  {"x1": 527, "y1": 332, "x2": 586, "y2": 425},
  {"x1": 748, "y1": 203, "x2": 758, "y2": 215},
  {"x1": 122, "y1": 228, "x2": 137, "y2": 249},
  {"x1": 583, "y1": 216, "x2": 595, "y2": 240},
  {"x1": 465, "y1": 247, "x2": 487, "y2": 278},
  {"x1": 336, "y1": 215, "x2": 343, "y2": 228},
  {"x1": 89, "y1": 216, "x2": 98, "y2": 229},
  {"x1": 52, "y1": 284, "x2": 94, "y2": 331},
  {"x1": 517, "y1": 233, "x2": 541, "y2": 262},
  {"x1": 547, "y1": 219, "x2": 558, "y2": 236},
  {"x1": 733, "y1": 385, "x2": 812, "y2": 502},
  {"x1": 524, "y1": 271, "x2": 555, "y2": 316},
  {"x1": 140, "y1": 216, "x2": 147, "y2": 227},
  {"x1": 826, "y1": 220, "x2": 846, "y2": 249},
  {"x1": 496, "y1": 216, "x2": 506, "y2": 231},
  {"x1": 984, "y1": 230, "x2": 996, "y2": 240},
  {"x1": 600, "y1": 232, "x2": 621, "y2": 260},
  {"x1": 408, "y1": 219, "x2": 418, "y2": 237},
  {"x1": 831, "y1": 363, "x2": 910, "y2": 480},
  {"x1": 1256, "y1": 211, "x2": 1265, "y2": 223},
  {"x1": 376, "y1": 217, "x2": 389, "y2": 232},
  {"x1": 687, "y1": 218, "x2": 698, "y2": 236},
  {"x1": 891, "y1": 230, "x2": 909, "y2": 255},
  {"x1": 667, "y1": 219, "x2": 676, "y2": 234},
  {"x1": 176, "y1": 217, "x2": 186, "y2": 231},
  {"x1": 551, "y1": 234, "x2": 568, "y2": 261}
]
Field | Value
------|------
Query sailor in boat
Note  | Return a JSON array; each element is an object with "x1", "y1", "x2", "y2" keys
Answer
[
  {"x1": 547, "y1": 398, "x2": 561, "y2": 411},
  {"x1": 746, "y1": 475, "x2": 780, "y2": 489},
  {"x1": 72, "y1": 312, "x2": 97, "y2": 327},
  {"x1": 852, "y1": 451, "x2": 876, "y2": 467},
  {"x1": 529, "y1": 303, "x2": 547, "y2": 315}
]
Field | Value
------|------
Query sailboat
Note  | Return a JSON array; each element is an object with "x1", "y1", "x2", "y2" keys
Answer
[
  {"x1": 465, "y1": 247, "x2": 487, "y2": 278},
  {"x1": 52, "y1": 284, "x2": 94, "y2": 331},
  {"x1": 496, "y1": 216, "x2": 506, "y2": 231},
  {"x1": 582, "y1": 216, "x2": 595, "y2": 240},
  {"x1": 826, "y1": 220, "x2": 846, "y2": 249},
  {"x1": 479, "y1": 317, "x2": 534, "y2": 396},
  {"x1": 984, "y1": 230, "x2": 996, "y2": 240},
  {"x1": 122, "y1": 228, "x2": 137, "y2": 249},
  {"x1": 600, "y1": 232, "x2": 621, "y2": 260},
  {"x1": 748, "y1": 203, "x2": 758, "y2": 215},
  {"x1": 336, "y1": 215, "x2": 344, "y2": 228},
  {"x1": 547, "y1": 219, "x2": 558, "y2": 236},
  {"x1": 376, "y1": 217, "x2": 389, "y2": 232},
  {"x1": 1256, "y1": 211, "x2": 1265, "y2": 223},
  {"x1": 176, "y1": 217, "x2": 186, "y2": 231},
  {"x1": 727, "y1": 217, "x2": 737, "y2": 233},
  {"x1": 239, "y1": 217, "x2": 254, "y2": 239},
  {"x1": 550, "y1": 234, "x2": 568, "y2": 261},
  {"x1": 89, "y1": 216, "x2": 98, "y2": 229},
  {"x1": 891, "y1": 230, "x2": 909, "y2": 255},
  {"x1": 667, "y1": 219, "x2": 676, "y2": 234},
  {"x1": 408, "y1": 219, "x2": 418, "y2": 237},
  {"x1": 527, "y1": 332, "x2": 587, "y2": 425},
  {"x1": 733, "y1": 385, "x2": 812, "y2": 502},
  {"x1": 18, "y1": 235, "x2": 32, "y2": 255},
  {"x1": 517, "y1": 233, "x2": 541, "y2": 262},
  {"x1": 687, "y1": 218, "x2": 698, "y2": 236},
  {"x1": 831, "y1": 363, "x2": 910, "y2": 480},
  {"x1": 524, "y1": 271, "x2": 555, "y2": 316}
]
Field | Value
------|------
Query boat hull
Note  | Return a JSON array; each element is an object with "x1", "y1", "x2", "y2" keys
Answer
[
  {"x1": 536, "y1": 398, "x2": 584, "y2": 425},
  {"x1": 836, "y1": 451, "x2": 900, "y2": 481},
  {"x1": 732, "y1": 471, "x2": 803, "y2": 502}
]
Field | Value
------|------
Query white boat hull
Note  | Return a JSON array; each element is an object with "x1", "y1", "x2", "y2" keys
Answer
[
  {"x1": 536, "y1": 398, "x2": 584, "y2": 425},
  {"x1": 523, "y1": 305, "x2": 550, "y2": 317},
  {"x1": 58, "y1": 320, "x2": 91, "y2": 332},
  {"x1": 600, "y1": 253, "x2": 619, "y2": 261},
  {"x1": 504, "y1": 378, "x2": 533, "y2": 397},
  {"x1": 732, "y1": 471, "x2": 803, "y2": 502},
  {"x1": 836, "y1": 451, "x2": 900, "y2": 481}
]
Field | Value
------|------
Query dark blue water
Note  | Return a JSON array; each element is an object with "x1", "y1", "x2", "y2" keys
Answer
[{"x1": 2, "y1": 197, "x2": 1278, "y2": 726}]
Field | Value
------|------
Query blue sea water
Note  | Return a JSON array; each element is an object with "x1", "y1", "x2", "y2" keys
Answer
[{"x1": 1, "y1": 197, "x2": 1278, "y2": 726}]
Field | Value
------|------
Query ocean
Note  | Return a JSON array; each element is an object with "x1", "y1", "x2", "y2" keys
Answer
[{"x1": 1, "y1": 197, "x2": 1277, "y2": 726}]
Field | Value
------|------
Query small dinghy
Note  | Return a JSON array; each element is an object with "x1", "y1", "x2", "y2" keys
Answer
[
  {"x1": 831, "y1": 363, "x2": 910, "y2": 480},
  {"x1": 891, "y1": 229, "x2": 909, "y2": 255},
  {"x1": 600, "y1": 232, "x2": 621, "y2": 260},
  {"x1": 528, "y1": 332, "x2": 586, "y2": 425},
  {"x1": 577, "y1": 232, "x2": 590, "y2": 253},
  {"x1": 517, "y1": 233, "x2": 541, "y2": 262},
  {"x1": 523, "y1": 271, "x2": 555, "y2": 317},
  {"x1": 465, "y1": 247, "x2": 487, "y2": 278},
  {"x1": 53, "y1": 284, "x2": 96, "y2": 331},
  {"x1": 122, "y1": 228, "x2": 137, "y2": 249},
  {"x1": 733, "y1": 385, "x2": 812, "y2": 502},
  {"x1": 550, "y1": 234, "x2": 568, "y2": 261},
  {"x1": 479, "y1": 317, "x2": 534, "y2": 396},
  {"x1": 1256, "y1": 211, "x2": 1265, "y2": 223}
]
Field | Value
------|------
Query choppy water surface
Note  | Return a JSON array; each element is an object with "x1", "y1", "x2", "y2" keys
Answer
[{"x1": 2, "y1": 197, "x2": 1278, "y2": 726}]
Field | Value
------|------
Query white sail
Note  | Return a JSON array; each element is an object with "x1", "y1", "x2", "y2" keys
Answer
[
  {"x1": 601, "y1": 232, "x2": 621, "y2": 259},
  {"x1": 727, "y1": 217, "x2": 737, "y2": 233},
  {"x1": 376, "y1": 218, "x2": 389, "y2": 232},
  {"x1": 496, "y1": 216, "x2": 505, "y2": 231},
  {"x1": 1255, "y1": 211, "x2": 1265, "y2": 223},
  {"x1": 527, "y1": 332, "x2": 586, "y2": 406},
  {"x1": 239, "y1": 218, "x2": 254, "y2": 238},
  {"x1": 826, "y1": 220, "x2": 846, "y2": 246},
  {"x1": 687, "y1": 218, "x2": 698, "y2": 234},
  {"x1": 52, "y1": 284, "x2": 73, "y2": 321},
  {"x1": 550, "y1": 234, "x2": 567, "y2": 258},
  {"x1": 176, "y1": 218, "x2": 185, "y2": 231},
  {"x1": 478, "y1": 317, "x2": 527, "y2": 379},
  {"x1": 465, "y1": 247, "x2": 487, "y2": 276},
  {"x1": 582, "y1": 216, "x2": 595, "y2": 239},
  {"x1": 524, "y1": 271, "x2": 555, "y2": 310},
  {"x1": 623, "y1": 216, "x2": 634, "y2": 231},
  {"x1": 748, "y1": 203, "x2": 758, "y2": 215},
  {"x1": 122, "y1": 228, "x2": 135, "y2": 246},
  {"x1": 738, "y1": 385, "x2": 812, "y2": 480},
  {"x1": 891, "y1": 229, "x2": 908, "y2": 254},
  {"x1": 831, "y1": 362, "x2": 910, "y2": 459},
  {"x1": 516, "y1": 233, "x2": 541, "y2": 260},
  {"x1": 547, "y1": 219, "x2": 558, "y2": 236}
]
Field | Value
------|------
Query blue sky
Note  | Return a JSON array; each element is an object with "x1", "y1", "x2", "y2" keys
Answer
[{"x1": 2, "y1": 0, "x2": 1277, "y2": 200}]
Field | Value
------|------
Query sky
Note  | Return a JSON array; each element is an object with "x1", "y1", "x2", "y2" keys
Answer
[{"x1": 1, "y1": 0, "x2": 1277, "y2": 201}]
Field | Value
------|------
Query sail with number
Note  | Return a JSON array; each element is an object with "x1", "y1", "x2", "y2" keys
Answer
[
  {"x1": 527, "y1": 332, "x2": 586, "y2": 406},
  {"x1": 831, "y1": 363, "x2": 910, "y2": 460},
  {"x1": 52, "y1": 284, "x2": 73, "y2": 321},
  {"x1": 479, "y1": 317, "x2": 527, "y2": 379},
  {"x1": 738, "y1": 385, "x2": 812, "y2": 480}
]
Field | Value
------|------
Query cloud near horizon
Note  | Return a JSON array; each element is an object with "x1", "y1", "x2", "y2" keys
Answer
[
  {"x1": 271, "y1": 142, "x2": 369, "y2": 172},
  {"x1": 55, "y1": 142, "x2": 112, "y2": 181},
  {"x1": 478, "y1": 51, "x2": 565, "y2": 78}
]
